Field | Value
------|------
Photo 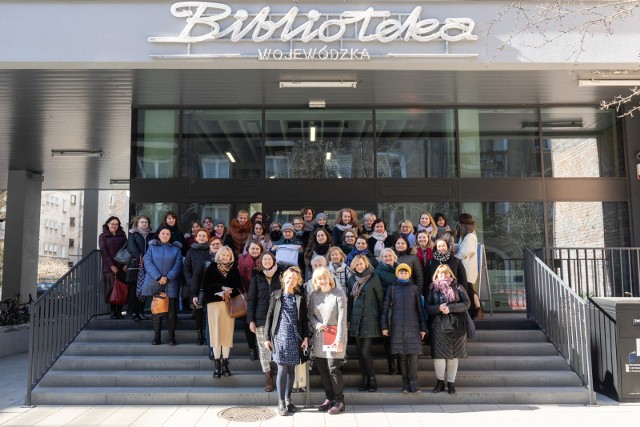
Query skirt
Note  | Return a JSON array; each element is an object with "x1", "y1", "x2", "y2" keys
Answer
[{"x1": 207, "y1": 301, "x2": 235, "y2": 349}]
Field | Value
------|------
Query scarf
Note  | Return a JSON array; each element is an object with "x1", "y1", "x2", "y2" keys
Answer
[
  {"x1": 313, "y1": 242, "x2": 330, "y2": 257},
  {"x1": 371, "y1": 231, "x2": 388, "y2": 257},
  {"x1": 329, "y1": 262, "x2": 347, "y2": 274},
  {"x1": 335, "y1": 223, "x2": 353, "y2": 232},
  {"x1": 350, "y1": 267, "x2": 374, "y2": 299},
  {"x1": 394, "y1": 247, "x2": 410, "y2": 258},
  {"x1": 417, "y1": 246, "x2": 431, "y2": 269},
  {"x1": 303, "y1": 219, "x2": 315, "y2": 232},
  {"x1": 270, "y1": 230, "x2": 282, "y2": 242},
  {"x1": 430, "y1": 277, "x2": 457, "y2": 302},
  {"x1": 396, "y1": 278, "x2": 411, "y2": 285},
  {"x1": 416, "y1": 224, "x2": 433, "y2": 235},
  {"x1": 294, "y1": 229, "x2": 305, "y2": 239},
  {"x1": 433, "y1": 249, "x2": 452, "y2": 264},
  {"x1": 263, "y1": 264, "x2": 278, "y2": 280},
  {"x1": 217, "y1": 261, "x2": 233, "y2": 277},
  {"x1": 346, "y1": 247, "x2": 369, "y2": 267}
]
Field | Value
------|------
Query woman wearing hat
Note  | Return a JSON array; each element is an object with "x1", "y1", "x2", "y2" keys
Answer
[
  {"x1": 313, "y1": 212, "x2": 332, "y2": 233},
  {"x1": 271, "y1": 223, "x2": 304, "y2": 268},
  {"x1": 455, "y1": 213, "x2": 484, "y2": 320},
  {"x1": 212, "y1": 218, "x2": 234, "y2": 248}
]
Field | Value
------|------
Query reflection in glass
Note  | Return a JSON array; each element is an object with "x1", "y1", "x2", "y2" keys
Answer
[
  {"x1": 541, "y1": 108, "x2": 624, "y2": 177},
  {"x1": 459, "y1": 109, "x2": 541, "y2": 178},
  {"x1": 548, "y1": 202, "x2": 629, "y2": 247},
  {"x1": 134, "y1": 203, "x2": 178, "y2": 230},
  {"x1": 183, "y1": 110, "x2": 263, "y2": 179},
  {"x1": 377, "y1": 203, "x2": 459, "y2": 234},
  {"x1": 376, "y1": 109, "x2": 456, "y2": 178},
  {"x1": 134, "y1": 110, "x2": 179, "y2": 178},
  {"x1": 265, "y1": 110, "x2": 374, "y2": 178}
]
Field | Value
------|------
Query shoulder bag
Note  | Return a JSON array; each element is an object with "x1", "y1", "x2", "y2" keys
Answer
[
  {"x1": 226, "y1": 293, "x2": 248, "y2": 318},
  {"x1": 109, "y1": 278, "x2": 129, "y2": 305},
  {"x1": 114, "y1": 243, "x2": 132, "y2": 265}
]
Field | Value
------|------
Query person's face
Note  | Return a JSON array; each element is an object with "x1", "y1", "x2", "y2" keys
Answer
[
  {"x1": 271, "y1": 224, "x2": 281, "y2": 232},
  {"x1": 191, "y1": 223, "x2": 200, "y2": 234},
  {"x1": 355, "y1": 238, "x2": 367, "y2": 251},
  {"x1": 437, "y1": 240, "x2": 448, "y2": 254},
  {"x1": 248, "y1": 243, "x2": 262, "y2": 258},
  {"x1": 261, "y1": 255, "x2": 274, "y2": 270},
  {"x1": 283, "y1": 273, "x2": 298, "y2": 293},
  {"x1": 395, "y1": 239, "x2": 408, "y2": 252},
  {"x1": 108, "y1": 219, "x2": 120, "y2": 234},
  {"x1": 374, "y1": 222, "x2": 385, "y2": 233},
  {"x1": 293, "y1": 219, "x2": 304, "y2": 231},
  {"x1": 136, "y1": 218, "x2": 149, "y2": 229},
  {"x1": 254, "y1": 224, "x2": 264, "y2": 236},
  {"x1": 166, "y1": 215, "x2": 176, "y2": 226},
  {"x1": 420, "y1": 214, "x2": 430, "y2": 227},
  {"x1": 400, "y1": 223, "x2": 411, "y2": 234},
  {"x1": 437, "y1": 217, "x2": 446, "y2": 227},
  {"x1": 203, "y1": 219, "x2": 213, "y2": 230},
  {"x1": 158, "y1": 229, "x2": 171, "y2": 243},
  {"x1": 283, "y1": 229, "x2": 294, "y2": 239},
  {"x1": 317, "y1": 217, "x2": 327, "y2": 226},
  {"x1": 417, "y1": 233, "x2": 430, "y2": 248},
  {"x1": 303, "y1": 210, "x2": 313, "y2": 221},
  {"x1": 254, "y1": 214, "x2": 263, "y2": 223},
  {"x1": 237, "y1": 213, "x2": 248, "y2": 225},
  {"x1": 218, "y1": 250, "x2": 231, "y2": 264},
  {"x1": 195, "y1": 231, "x2": 209, "y2": 244},
  {"x1": 382, "y1": 251, "x2": 395, "y2": 266},
  {"x1": 365, "y1": 216, "x2": 375, "y2": 228},
  {"x1": 344, "y1": 233, "x2": 356, "y2": 245},
  {"x1": 214, "y1": 223, "x2": 225, "y2": 234},
  {"x1": 316, "y1": 231, "x2": 327, "y2": 244},
  {"x1": 312, "y1": 259, "x2": 327, "y2": 270},
  {"x1": 354, "y1": 258, "x2": 366, "y2": 273},
  {"x1": 397, "y1": 270, "x2": 410, "y2": 280},
  {"x1": 437, "y1": 271, "x2": 449, "y2": 280},
  {"x1": 316, "y1": 274, "x2": 331, "y2": 291},
  {"x1": 330, "y1": 251, "x2": 342, "y2": 264},
  {"x1": 209, "y1": 240, "x2": 222, "y2": 252},
  {"x1": 341, "y1": 211, "x2": 352, "y2": 224}
]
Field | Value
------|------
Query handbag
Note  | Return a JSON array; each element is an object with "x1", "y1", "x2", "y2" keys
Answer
[
  {"x1": 464, "y1": 311, "x2": 477, "y2": 339},
  {"x1": 196, "y1": 289, "x2": 205, "y2": 309},
  {"x1": 151, "y1": 291, "x2": 169, "y2": 314},
  {"x1": 114, "y1": 243, "x2": 132, "y2": 265},
  {"x1": 109, "y1": 278, "x2": 129, "y2": 305},
  {"x1": 125, "y1": 257, "x2": 140, "y2": 283},
  {"x1": 226, "y1": 293, "x2": 248, "y2": 318}
]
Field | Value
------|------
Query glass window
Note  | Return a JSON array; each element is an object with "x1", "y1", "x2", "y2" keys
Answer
[
  {"x1": 181, "y1": 203, "x2": 232, "y2": 231},
  {"x1": 134, "y1": 203, "x2": 178, "y2": 230},
  {"x1": 377, "y1": 203, "x2": 459, "y2": 234},
  {"x1": 265, "y1": 110, "x2": 374, "y2": 178},
  {"x1": 134, "y1": 110, "x2": 179, "y2": 178},
  {"x1": 376, "y1": 109, "x2": 456, "y2": 178},
  {"x1": 183, "y1": 110, "x2": 263, "y2": 179},
  {"x1": 459, "y1": 109, "x2": 541, "y2": 178},
  {"x1": 541, "y1": 108, "x2": 624, "y2": 177},
  {"x1": 548, "y1": 202, "x2": 629, "y2": 247}
]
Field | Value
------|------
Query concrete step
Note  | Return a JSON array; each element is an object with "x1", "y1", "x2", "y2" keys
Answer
[
  {"x1": 39, "y1": 369, "x2": 583, "y2": 388},
  {"x1": 29, "y1": 385, "x2": 591, "y2": 405},
  {"x1": 52, "y1": 355, "x2": 573, "y2": 372}
]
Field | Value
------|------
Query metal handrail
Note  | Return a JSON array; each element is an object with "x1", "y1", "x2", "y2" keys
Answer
[
  {"x1": 26, "y1": 250, "x2": 107, "y2": 406},
  {"x1": 523, "y1": 248, "x2": 595, "y2": 405}
]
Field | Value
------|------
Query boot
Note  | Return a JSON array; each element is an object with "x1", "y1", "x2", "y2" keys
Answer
[
  {"x1": 387, "y1": 356, "x2": 398, "y2": 375},
  {"x1": 168, "y1": 332, "x2": 177, "y2": 346},
  {"x1": 432, "y1": 379, "x2": 445, "y2": 393},
  {"x1": 401, "y1": 377, "x2": 410, "y2": 394},
  {"x1": 213, "y1": 359, "x2": 222, "y2": 379},
  {"x1": 264, "y1": 372, "x2": 274, "y2": 392},
  {"x1": 285, "y1": 397, "x2": 299, "y2": 413},
  {"x1": 196, "y1": 329, "x2": 205, "y2": 346},
  {"x1": 278, "y1": 400, "x2": 288, "y2": 416},
  {"x1": 447, "y1": 382, "x2": 456, "y2": 394},
  {"x1": 358, "y1": 375, "x2": 369, "y2": 392},
  {"x1": 317, "y1": 399, "x2": 334, "y2": 412},
  {"x1": 249, "y1": 349, "x2": 257, "y2": 361},
  {"x1": 368, "y1": 377, "x2": 377, "y2": 392},
  {"x1": 473, "y1": 305, "x2": 485, "y2": 320},
  {"x1": 221, "y1": 358, "x2": 232, "y2": 377},
  {"x1": 110, "y1": 310, "x2": 118, "y2": 320},
  {"x1": 151, "y1": 315, "x2": 162, "y2": 345},
  {"x1": 328, "y1": 400, "x2": 345, "y2": 415},
  {"x1": 409, "y1": 379, "x2": 422, "y2": 394},
  {"x1": 138, "y1": 311, "x2": 148, "y2": 321}
]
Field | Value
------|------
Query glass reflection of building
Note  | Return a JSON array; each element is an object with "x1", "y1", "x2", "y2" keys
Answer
[{"x1": 131, "y1": 106, "x2": 628, "y2": 311}]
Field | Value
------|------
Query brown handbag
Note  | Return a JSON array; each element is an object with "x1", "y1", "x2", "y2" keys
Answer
[
  {"x1": 226, "y1": 293, "x2": 247, "y2": 318},
  {"x1": 151, "y1": 292, "x2": 169, "y2": 314}
]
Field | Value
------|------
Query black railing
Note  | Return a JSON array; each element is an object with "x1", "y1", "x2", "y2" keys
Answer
[
  {"x1": 587, "y1": 298, "x2": 619, "y2": 400},
  {"x1": 26, "y1": 250, "x2": 106, "y2": 406}
]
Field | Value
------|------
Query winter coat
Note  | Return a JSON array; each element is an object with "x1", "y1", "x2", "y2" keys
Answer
[
  {"x1": 126, "y1": 228, "x2": 155, "y2": 283},
  {"x1": 308, "y1": 286, "x2": 348, "y2": 359},
  {"x1": 396, "y1": 253, "x2": 424, "y2": 295},
  {"x1": 346, "y1": 247, "x2": 378, "y2": 270},
  {"x1": 367, "y1": 234, "x2": 395, "y2": 258},
  {"x1": 227, "y1": 219, "x2": 252, "y2": 255},
  {"x1": 426, "y1": 256, "x2": 467, "y2": 297},
  {"x1": 190, "y1": 251, "x2": 216, "y2": 298},
  {"x1": 183, "y1": 242, "x2": 209, "y2": 290},
  {"x1": 142, "y1": 240, "x2": 183, "y2": 298},
  {"x1": 160, "y1": 224, "x2": 187, "y2": 256},
  {"x1": 200, "y1": 262, "x2": 242, "y2": 305},
  {"x1": 456, "y1": 232, "x2": 479, "y2": 285},
  {"x1": 247, "y1": 267, "x2": 284, "y2": 327},
  {"x1": 98, "y1": 227, "x2": 128, "y2": 273},
  {"x1": 375, "y1": 261, "x2": 399, "y2": 296},
  {"x1": 328, "y1": 262, "x2": 349, "y2": 293},
  {"x1": 264, "y1": 289, "x2": 309, "y2": 346},
  {"x1": 415, "y1": 246, "x2": 433, "y2": 277},
  {"x1": 237, "y1": 253, "x2": 260, "y2": 293},
  {"x1": 347, "y1": 269, "x2": 384, "y2": 338},
  {"x1": 425, "y1": 280, "x2": 471, "y2": 359},
  {"x1": 380, "y1": 280, "x2": 427, "y2": 355}
]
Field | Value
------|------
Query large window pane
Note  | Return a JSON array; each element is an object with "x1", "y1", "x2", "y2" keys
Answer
[
  {"x1": 134, "y1": 203, "x2": 178, "y2": 230},
  {"x1": 183, "y1": 110, "x2": 262, "y2": 178},
  {"x1": 459, "y1": 109, "x2": 541, "y2": 178},
  {"x1": 377, "y1": 203, "x2": 459, "y2": 234},
  {"x1": 376, "y1": 109, "x2": 456, "y2": 178},
  {"x1": 265, "y1": 110, "x2": 374, "y2": 178},
  {"x1": 541, "y1": 108, "x2": 624, "y2": 177},
  {"x1": 548, "y1": 201, "x2": 629, "y2": 247},
  {"x1": 134, "y1": 110, "x2": 179, "y2": 178}
]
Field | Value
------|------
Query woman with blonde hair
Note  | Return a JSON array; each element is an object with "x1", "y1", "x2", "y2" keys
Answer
[
  {"x1": 326, "y1": 246, "x2": 348, "y2": 292},
  {"x1": 398, "y1": 219, "x2": 416, "y2": 248},
  {"x1": 308, "y1": 267, "x2": 348, "y2": 414},
  {"x1": 416, "y1": 212, "x2": 437, "y2": 240}
]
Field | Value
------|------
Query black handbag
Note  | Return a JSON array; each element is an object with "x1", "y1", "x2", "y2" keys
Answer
[
  {"x1": 196, "y1": 289, "x2": 205, "y2": 309},
  {"x1": 125, "y1": 258, "x2": 140, "y2": 283},
  {"x1": 114, "y1": 243, "x2": 132, "y2": 265}
]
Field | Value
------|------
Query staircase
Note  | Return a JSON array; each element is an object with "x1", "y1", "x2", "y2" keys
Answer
[{"x1": 30, "y1": 313, "x2": 592, "y2": 405}]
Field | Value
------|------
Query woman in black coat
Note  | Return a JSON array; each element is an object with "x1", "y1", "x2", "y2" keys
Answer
[
  {"x1": 183, "y1": 227, "x2": 211, "y2": 346},
  {"x1": 247, "y1": 252, "x2": 284, "y2": 392},
  {"x1": 425, "y1": 238, "x2": 468, "y2": 299},
  {"x1": 126, "y1": 215, "x2": 155, "y2": 320},
  {"x1": 98, "y1": 216, "x2": 128, "y2": 319}
]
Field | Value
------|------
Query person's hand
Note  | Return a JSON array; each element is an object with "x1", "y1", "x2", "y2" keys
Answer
[
  {"x1": 272, "y1": 245, "x2": 278, "y2": 251},
  {"x1": 264, "y1": 340, "x2": 272, "y2": 351},
  {"x1": 192, "y1": 297, "x2": 199, "y2": 306},
  {"x1": 382, "y1": 329, "x2": 389, "y2": 336},
  {"x1": 110, "y1": 266, "x2": 118, "y2": 274},
  {"x1": 439, "y1": 303, "x2": 449, "y2": 314},
  {"x1": 250, "y1": 321, "x2": 256, "y2": 334},
  {"x1": 159, "y1": 277, "x2": 168, "y2": 285},
  {"x1": 332, "y1": 341, "x2": 343, "y2": 352},
  {"x1": 420, "y1": 331, "x2": 426, "y2": 339},
  {"x1": 317, "y1": 324, "x2": 328, "y2": 332},
  {"x1": 301, "y1": 337, "x2": 308, "y2": 350}
]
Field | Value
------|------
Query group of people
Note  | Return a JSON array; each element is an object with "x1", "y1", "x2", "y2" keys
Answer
[{"x1": 98, "y1": 207, "x2": 483, "y2": 415}]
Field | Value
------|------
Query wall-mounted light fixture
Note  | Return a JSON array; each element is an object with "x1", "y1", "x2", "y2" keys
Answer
[
  {"x1": 309, "y1": 99, "x2": 326, "y2": 109},
  {"x1": 51, "y1": 149, "x2": 104, "y2": 157},
  {"x1": 578, "y1": 79, "x2": 640, "y2": 87},
  {"x1": 226, "y1": 152, "x2": 236, "y2": 163},
  {"x1": 280, "y1": 81, "x2": 357, "y2": 88}
]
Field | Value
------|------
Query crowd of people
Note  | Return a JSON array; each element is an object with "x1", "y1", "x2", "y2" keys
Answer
[{"x1": 98, "y1": 207, "x2": 483, "y2": 415}]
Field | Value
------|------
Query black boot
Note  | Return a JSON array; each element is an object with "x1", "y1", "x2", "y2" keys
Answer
[
  {"x1": 110, "y1": 310, "x2": 118, "y2": 320},
  {"x1": 433, "y1": 379, "x2": 445, "y2": 393},
  {"x1": 249, "y1": 349, "x2": 257, "y2": 361},
  {"x1": 168, "y1": 332, "x2": 177, "y2": 346},
  {"x1": 138, "y1": 311, "x2": 148, "y2": 321},
  {"x1": 388, "y1": 356, "x2": 398, "y2": 375},
  {"x1": 285, "y1": 397, "x2": 299, "y2": 413},
  {"x1": 368, "y1": 377, "x2": 377, "y2": 392},
  {"x1": 358, "y1": 375, "x2": 369, "y2": 391},
  {"x1": 447, "y1": 382, "x2": 456, "y2": 394},
  {"x1": 221, "y1": 358, "x2": 231, "y2": 376},
  {"x1": 409, "y1": 379, "x2": 422, "y2": 394},
  {"x1": 196, "y1": 329, "x2": 205, "y2": 346},
  {"x1": 213, "y1": 359, "x2": 222, "y2": 378},
  {"x1": 401, "y1": 377, "x2": 410, "y2": 393},
  {"x1": 168, "y1": 306, "x2": 177, "y2": 346},
  {"x1": 151, "y1": 315, "x2": 162, "y2": 345}
]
